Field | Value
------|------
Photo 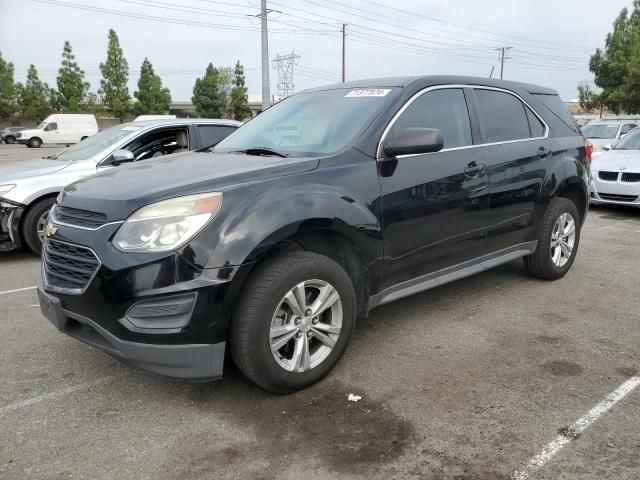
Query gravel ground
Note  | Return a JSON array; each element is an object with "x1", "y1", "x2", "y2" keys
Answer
[{"x1": 0, "y1": 142, "x2": 639, "y2": 479}]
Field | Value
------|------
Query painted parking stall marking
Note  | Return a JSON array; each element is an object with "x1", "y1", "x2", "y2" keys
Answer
[
  {"x1": 0, "y1": 286, "x2": 37, "y2": 295},
  {"x1": 511, "y1": 373, "x2": 640, "y2": 479}
]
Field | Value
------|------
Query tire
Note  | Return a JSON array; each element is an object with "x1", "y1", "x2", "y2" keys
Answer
[
  {"x1": 22, "y1": 197, "x2": 56, "y2": 255},
  {"x1": 80, "y1": 136, "x2": 88, "y2": 141},
  {"x1": 524, "y1": 197, "x2": 581, "y2": 280},
  {"x1": 28, "y1": 137, "x2": 42, "y2": 148},
  {"x1": 230, "y1": 251, "x2": 357, "y2": 393},
  {"x1": 4, "y1": 135, "x2": 15, "y2": 144}
]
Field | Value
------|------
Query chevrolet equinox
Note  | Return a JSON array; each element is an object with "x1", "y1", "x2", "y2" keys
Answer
[{"x1": 37, "y1": 76, "x2": 591, "y2": 393}]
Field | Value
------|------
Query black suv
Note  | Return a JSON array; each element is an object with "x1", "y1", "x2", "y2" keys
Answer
[{"x1": 38, "y1": 76, "x2": 590, "y2": 393}]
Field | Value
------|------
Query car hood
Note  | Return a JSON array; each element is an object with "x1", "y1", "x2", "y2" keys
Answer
[
  {"x1": 591, "y1": 150, "x2": 640, "y2": 172},
  {"x1": 61, "y1": 151, "x2": 320, "y2": 220},
  {"x1": 0, "y1": 158, "x2": 71, "y2": 182}
]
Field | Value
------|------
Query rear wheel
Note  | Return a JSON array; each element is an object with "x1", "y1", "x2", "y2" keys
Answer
[
  {"x1": 22, "y1": 197, "x2": 56, "y2": 255},
  {"x1": 28, "y1": 137, "x2": 42, "y2": 148},
  {"x1": 231, "y1": 251, "x2": 357, "y2": 393},
  {"x1": 4, "y1": 135, "x2": 16, "y2": 144},
  {"x1": 524, "y1": 197, "x2": 580, "y2": 280}
]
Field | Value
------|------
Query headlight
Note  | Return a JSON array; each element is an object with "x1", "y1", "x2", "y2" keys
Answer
[
  {"x1": 0, "y1": 184, "x2": 16, "y2": 198},
  {"x1": 113, "y1": 192, "x2": 223, "y2": 253}
]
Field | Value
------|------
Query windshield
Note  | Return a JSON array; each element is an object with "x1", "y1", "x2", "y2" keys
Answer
[
  {"x1": 36, "y1": 122, "x2": 47, "y2": 130},
  {"x1": 581, "y1": 124, "x2": 619, "y2": 139},
  {"x1": 613, "y1": 127, "x2": 640, "y2": 150},
  {"x1": 53, "y1": 125, "x2": 140, "y2": 161},
  {"x1": 215, "y1": 87, "x2": 398, "y2": 157}
]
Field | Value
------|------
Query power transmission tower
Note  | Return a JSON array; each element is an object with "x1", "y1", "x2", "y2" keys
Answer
[
  {"x1": 272, "y1": 51, "x2": 301, "y2": 98},
  {"x1": 495, "y1": 47, "x2": 513, "y2": 80},
  {"x1": 342, "y1": 24, "x2": 347, "y2": 82}
]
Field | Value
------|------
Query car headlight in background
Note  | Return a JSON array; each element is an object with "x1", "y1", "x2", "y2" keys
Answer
[
  {"x1": 113, "y1": 192, "x2": 223, "y2": 253},
  {"x1": 0, "y1": 184, "x2": 16, "y2": 198}
]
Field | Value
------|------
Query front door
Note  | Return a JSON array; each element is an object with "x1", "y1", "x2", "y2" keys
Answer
[{"x1": 379, "y1": 87, "x2": 490, "y2": 292}]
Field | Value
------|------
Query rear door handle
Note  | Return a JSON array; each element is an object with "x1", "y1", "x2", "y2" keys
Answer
[
  {"x1": 537, "y1": 146, "x2": 552, "y2": 158},
  {"x1": 464, "y1": 161, "x2": 486, "y2": 177}
]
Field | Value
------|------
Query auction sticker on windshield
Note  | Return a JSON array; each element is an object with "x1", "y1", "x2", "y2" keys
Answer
[{"x1": 345, "y1": 88, "x2": 391, "y2": 97}]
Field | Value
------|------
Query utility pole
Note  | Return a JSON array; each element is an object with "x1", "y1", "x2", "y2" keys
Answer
[
  {"x1": 260, "y1": 0, "x2": 271, "y2": 110},
  {"x1": 342, "y1": 24, "x2": 347, "y2": 82},
  {"x1": 495, "y1": 47, "x2": 513, "y2": 80}
]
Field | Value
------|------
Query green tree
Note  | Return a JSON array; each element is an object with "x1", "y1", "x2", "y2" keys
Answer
[
  {"x1": 133, "y1": 58, "x2": 172, "y2": 115},
  {"x1": 577, "y1": 82, "x2": 603, "y2": 113},
  {"x1": 229, "y1": 61, "x2": 251, "y2": 121},
  {"x1": 99, "y1": 29, "x2": 130, "y2": 121},
  {"x1": 0, "y1": 52, "x2": 16, "y2": 120},
  {"x1": 17, "y1": 65, "x2": 51, "y2": 121},
  {"x1": 56, "y1": 41, "x2": 90, "y2": 112},
  {"x1": 192, "y1": 63, "x2": 226, "y2": 118},
  {"x1": 588, "y1": 2, "x2": 640, "y2": 113}
]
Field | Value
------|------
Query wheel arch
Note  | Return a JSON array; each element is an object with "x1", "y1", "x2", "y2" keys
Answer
[{"x1": 18, "y1": 192, "x2": 58, "y2": 243}]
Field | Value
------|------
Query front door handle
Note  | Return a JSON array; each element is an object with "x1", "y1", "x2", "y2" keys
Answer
[
  {"x1": 537, "y1": 146, "x2": 552, "y2": 158},
  {"x1": 464, "y1": 161, "x2": 486, "y2": 178}
]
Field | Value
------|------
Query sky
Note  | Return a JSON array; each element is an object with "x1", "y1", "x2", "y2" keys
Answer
[{"x1": 0, "y1": 0, "x2": 633, "y2": 102}]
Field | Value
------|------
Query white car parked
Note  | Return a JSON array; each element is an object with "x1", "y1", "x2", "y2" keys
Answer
[
  {"x1": 581, "y1": 120, "x2": 638, "y2": 157},
  {"x1": 16, "y1": 114, "x2": 98, "y2": 148},
  {"x1": 590, "y1": 127, "x2": 640, "y2": 208}
]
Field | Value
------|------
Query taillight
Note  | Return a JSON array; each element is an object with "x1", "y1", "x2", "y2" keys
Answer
[{"x1": 584, "y1": 140, "x2": 593, "y2": 165}]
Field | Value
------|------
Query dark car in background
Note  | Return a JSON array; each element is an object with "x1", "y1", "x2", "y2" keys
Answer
[
  {"x1": 38, "y1": 76, "x2": 590, "y2": 393},
  {"x1": 1, "y1": 126, "x2": 27, "y2": 144}
]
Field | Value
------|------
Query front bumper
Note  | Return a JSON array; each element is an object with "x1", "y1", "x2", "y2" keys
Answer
[
  {"x1": 0, "y1": 199, "x2": 25, "y2": 252},
  {"x1": 38, "y1": 288, "x2": 225, "y2": 379},
  {"x1": 590, "y1": 175, "x2": 640, "y2": 207}
]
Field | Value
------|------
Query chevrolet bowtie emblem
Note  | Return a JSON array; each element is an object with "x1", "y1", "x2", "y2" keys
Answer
[{"x1": 44, "y1": 223, "x2": 58, "y2": 237}]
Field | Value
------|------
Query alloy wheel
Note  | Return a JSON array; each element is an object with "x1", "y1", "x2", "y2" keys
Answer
[
  {"x1": 269, "y1": 279, "x2": 343, "y2": 373},
  {"x1": 36, "y1": 210, "x2": 50, "y2": 242},
  {"x1": 550, "y1": 212, "x2": 576, "y2": 267}
]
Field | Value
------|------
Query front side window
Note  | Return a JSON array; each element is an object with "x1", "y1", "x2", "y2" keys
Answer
[
  {"x1": 55, "y1": 125, "x2": 139, "y2": 161},
  {"x1": 390, "y1": 88, "x2": 472, "y2": 149},
  {"x1": 44, "y1": 122, "x2": 57, "y2": 131},
  {"x1": 475, "y1": 89, "x2": 531, "y2": 143},
  {"x1": 215, "y1": 88, "x2": 399, "y2": 157},
  {"x1": 123, "y1": 127, "x2": 190, "y2": 161}
]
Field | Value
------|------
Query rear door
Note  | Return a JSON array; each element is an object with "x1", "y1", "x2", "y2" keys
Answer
[
  {"x1": 379, "y1": 87, "x2": 490, "y2": 291},
  {"x1": 471, "y1": 87, "x2": 553, "y2": 252}
]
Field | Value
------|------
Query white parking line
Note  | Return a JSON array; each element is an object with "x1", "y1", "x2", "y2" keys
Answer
[
  {"x1": 0, "y1": 375, "x2": 117, "y2": 417},
  {"x1": 0, "y1": 286, "x2": 37, "y2": 295},
  {"x1": 511, "y1": 374, "x2": 640, "y2": 479}
]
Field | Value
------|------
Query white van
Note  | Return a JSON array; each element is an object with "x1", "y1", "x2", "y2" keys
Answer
[{"x1": 16, "y1": 114, "x2": 98, "y2": 148}]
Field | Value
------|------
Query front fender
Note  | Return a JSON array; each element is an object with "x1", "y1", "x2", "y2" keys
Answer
[{"x1": 206, "y1": 183, "x2": 382, "y2": 268}]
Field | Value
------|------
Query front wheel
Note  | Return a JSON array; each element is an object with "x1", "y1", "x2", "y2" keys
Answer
[
  {"x1": 524, "y1": 197, "x2": 581, "y2": 280},
  {"x1": 231, "y1": 251, "x2": 357, "y2": 393},
  {"x1": 22, "y1": 197, "x2": 56, "y2": 255},
  {"x1": 4, "y1": 135, "x2": 16, "y2": 144},
  {"x1": 28, "y1": 137, "x2": 42, "y2": 148}
]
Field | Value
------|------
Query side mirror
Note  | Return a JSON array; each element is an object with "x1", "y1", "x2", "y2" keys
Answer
[
  {"x1": 110, "y1": 149, "x2": 135, "y2": 165},
  {"x1": 383, "y1": 127, "x2": 444, "y2": 158},
  {"x1": 603, "y1": 143, "x2": 612, "y2": 151}
]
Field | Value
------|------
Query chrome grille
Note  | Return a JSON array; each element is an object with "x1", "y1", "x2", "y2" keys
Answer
[
  {"x1": 52, "y1": 205, "x2": 108, "y2": 229},
  {"x1": 43, "y1": 238, "x2": 100, "y2": 293},
  {"x1": 598, "y1": 171, "x2": 619, "y2": 181},
  {"x1": 621, "y1": 172, "x2": 640, "y2": 182}
]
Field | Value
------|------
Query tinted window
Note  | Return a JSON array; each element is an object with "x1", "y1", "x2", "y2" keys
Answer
[
  {"x1": 45, "y1": 122, "x2": 58, "y2": 131},
  {"x1": 526, "y1": 108, "x2": 545, "y2": 137},
  {"x1": 198, "y1": 125, "x2": 237, "y2": 147},
  {"x1": 620, "y1": 123, "x2": 636, "y2": 135},
  {"x1": 580, "y1": 124, "x2": 619, "y2": 139},
  {"x1": 475, "y1": 89, "x2": 530, "y2": 143},
  {"x1": 391, "y1": 88, "x2": 472, "y2": 149},
  {"x1": 533, "y1": 93, "x2": 579, "y2": 133}
]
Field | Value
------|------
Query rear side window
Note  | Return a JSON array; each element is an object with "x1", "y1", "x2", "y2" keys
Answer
[
  {"x1": 198, "y1": 125, "x2": 237, "y2": 147},
  {"x1": 526, "y1": 108, "x2": 546, "y2": 138},
  {"x1": 533, "y1": 93, "x2": 579, "y2": 134},
  {"x1": 391, "y1": 88, "x2": 472, "y2": 149},
  {"x1": 474, "y1": 89, "x2": 530, "y2": 143}
]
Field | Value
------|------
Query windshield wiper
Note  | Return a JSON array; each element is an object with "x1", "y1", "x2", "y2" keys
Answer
[
  {"x1": 230, "y1": 147, "x2": 288, "y2": 158},
  {"x1": 43, "y1": 155, "x2": 58, "y2": 160}
]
